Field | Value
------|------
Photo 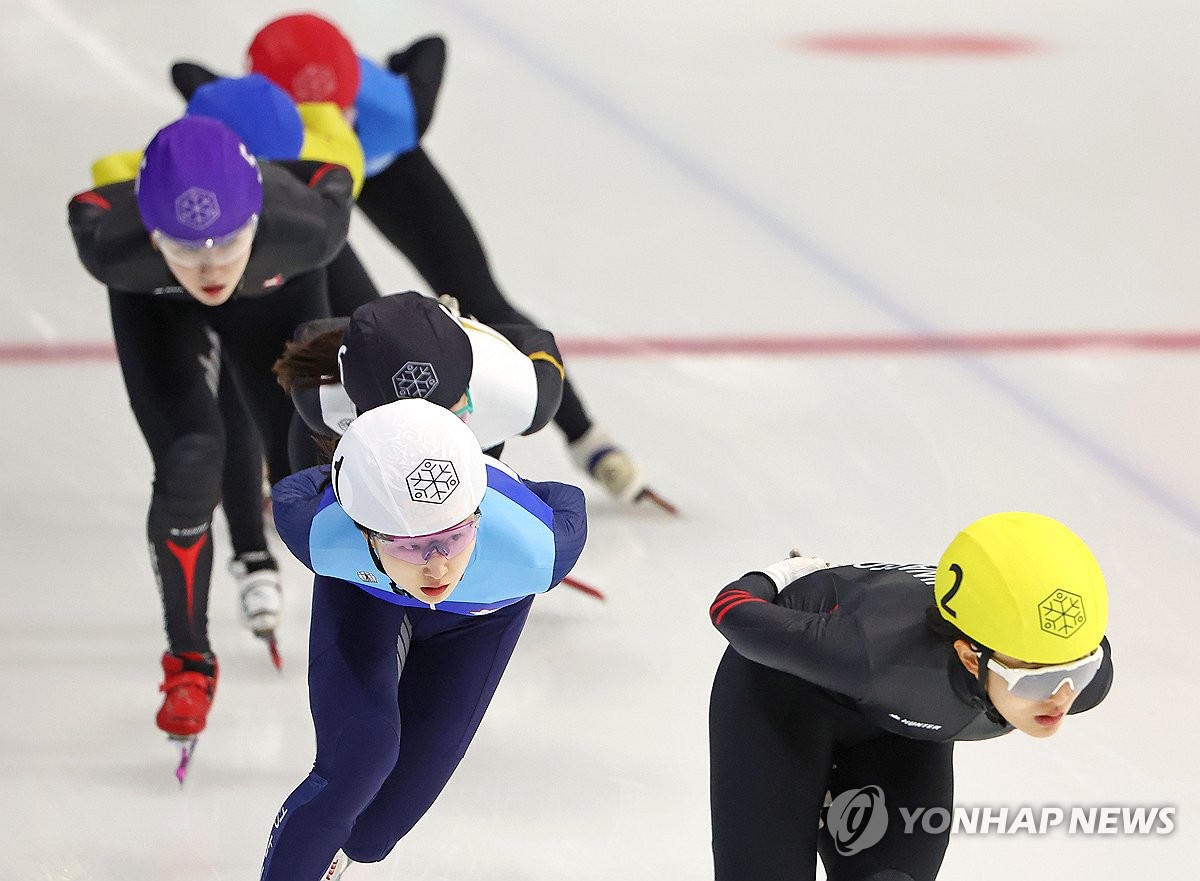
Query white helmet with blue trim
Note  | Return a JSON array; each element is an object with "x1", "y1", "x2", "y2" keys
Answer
[{"x1": 331, "y1": 398, "x2": 487, "y2": 537}]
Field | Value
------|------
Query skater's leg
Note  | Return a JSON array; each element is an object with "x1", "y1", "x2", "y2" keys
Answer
[
  {"x1": 209, "y1": 269, "x2": 331, "y2": 485},
  {"x1": 216, "y1": 363, "x2": 293, "y2": 656},
  {"x1": 710, "y1": 647, "x2": 869, "y2": 881},
  {"x1": 819, "y1": 736, "x2": 954, "y2": 881},
  {"x1": 259, "y1": 576, "x2": 409, "y2": 880},
  {"x1": 356, "y1": 148, "x2": 522, "y2": 325},
  {"x1": 209, "y1": 272, "x2": 332, "y2": 658},
  {"x1": 110, "y1": 290, "x2": 223, "y2": 657},
  {"x1": 109, "y1": 291, "x2": 224, "y2": 739},
  {"x1": 359, "y1": 150, "x2": 659, "y2": 502},
  {"x1": 357, "y1": 150, "x2": 597, "y2": 442},
  {"x1": 341, "y1": 596, "x2": 534, "y2": 862},
  {"x1": 217, "y1": 357, "x2": 268, "y2": 557},
  {"x1": 325, "y1": 242, "x2": 380, "y2": 317}
]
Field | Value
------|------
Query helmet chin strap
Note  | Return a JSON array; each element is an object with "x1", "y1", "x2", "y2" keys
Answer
[
  {"x1": 365, "y1": 536, "x2": 412, "y2": 598},
  {"x1": 971, "y1": 644, "x2": 1007, "y2": 726}
]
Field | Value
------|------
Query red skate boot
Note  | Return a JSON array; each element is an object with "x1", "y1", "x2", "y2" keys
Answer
[{"x1": 156, "y1": 651, "x2": 218, "y2": 784}]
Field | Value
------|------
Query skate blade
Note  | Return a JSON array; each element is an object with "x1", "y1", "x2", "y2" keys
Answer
[
  {"x1": 168, "y1": 734, "x2": 198, "y2": 786},
  {"x1": 636, "y1": 487, "x2": 680, "y2": 516},
  {"x1": 562, "y1": 575, "x2": 606, "y2": 601},
  {"x1": 254, "y1": 630, "x2": 283, "y2": 671}
]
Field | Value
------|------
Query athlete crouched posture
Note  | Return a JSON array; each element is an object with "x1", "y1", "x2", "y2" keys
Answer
[
  {"x1": 68, "y1": 116, "x2": 352, "y2": 771},
  {"x1": 171, "y1": 12, "x2": 673, "y2": 510},
  {"x1": 275, "y1": 289, "x2": 564, "y2": 466},
  {"x1": 708, "y1": 513, "x2": 1114, "y2": 881},
  {"x1": 178, "y1": 72, "x2": 379, "y2": 619},
  {"x1": 260, "y1": 400, "x2": 586, "y2": 879}
]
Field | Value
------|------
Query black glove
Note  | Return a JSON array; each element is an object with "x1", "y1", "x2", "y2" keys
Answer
[
  {"x1": 387, "y1": 35, "x2": 447, "y2": 137},
  {"x1": 170, "y1": 60, "x2": 222, "y2": 101}
]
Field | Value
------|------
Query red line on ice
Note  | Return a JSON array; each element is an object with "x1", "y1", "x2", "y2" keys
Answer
[
  {"x1": 2, "y1": 331, "x2": 1200, "y2": 364},
  {"x1": 793, "y1": 33, "x2": 1040, "y2": 56}
]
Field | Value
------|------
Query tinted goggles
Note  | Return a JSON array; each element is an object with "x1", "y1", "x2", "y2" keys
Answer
[
  {"x1": 370, "y1": 513, "x2": 480, "y2": 564},
  {"x1": 986, "y1": 645, "x2": 1104, "y2": 701},
  {"x1": 153, "y1": 215, "x2": 258, "y2": 268}
]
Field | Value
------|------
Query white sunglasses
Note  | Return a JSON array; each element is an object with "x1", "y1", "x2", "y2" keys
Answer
[{"x1": 985, "y1": 644, "x2": 1104, "y2": 701}]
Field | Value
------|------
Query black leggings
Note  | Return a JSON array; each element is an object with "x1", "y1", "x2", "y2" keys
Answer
[
  {"x1": 110, "y1": 273, "x2": 330, "y2": 653},
  {"x1": 355, "y1": 146, "x2": 591, "y2": 441},
  {"x1": 709, "y1": 648, "x2": 954, "y2": 881},
  {"x1": 219, "y1": 243, "x2": 379, "y2": 551}
]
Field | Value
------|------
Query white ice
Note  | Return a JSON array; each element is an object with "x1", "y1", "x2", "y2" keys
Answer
[{"x1": 1, "y1": 0, "x2": 1197, "y2": 878}]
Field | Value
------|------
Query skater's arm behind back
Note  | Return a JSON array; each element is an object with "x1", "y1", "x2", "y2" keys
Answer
[{"x1": 271, "y1": 466, "x2": 331, "y2": 570}]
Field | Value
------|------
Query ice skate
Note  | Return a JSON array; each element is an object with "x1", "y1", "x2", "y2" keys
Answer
[
  {"x1": 230, "y1": 550, "x2": 284, "y2": 669},
  {"x1": 561, "y1": 575, "x2": 606, "y2": 601},
  {"x1": 567, "y1": 425, "x2": 678, "y2": 514},
  {"x1": 435, "y1": 292, "x2": 462, "y2": 317},
  {"x1": 321, "y1": 849, "x2": 353, "y2": 880},
  {"x1": 171, "y1": 734, "x2": 199, "y2": 785},
  {"x1": 157, "y1": 651, "x2": 218, "y2": 784}
]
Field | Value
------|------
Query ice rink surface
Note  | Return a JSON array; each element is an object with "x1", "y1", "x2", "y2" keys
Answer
[{"x1": 1, "y1": 0, "x2": 1198, "y2": 877}]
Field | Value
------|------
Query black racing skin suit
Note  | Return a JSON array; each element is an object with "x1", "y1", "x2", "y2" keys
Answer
[
  {"x1": 709, "y1": 563, "x2": 1113, "y2": 881},
  {"x1": 68, "y1": 160, "x2": 353, "y2": 658}
]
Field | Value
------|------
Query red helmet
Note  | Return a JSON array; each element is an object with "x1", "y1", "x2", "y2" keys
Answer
[{"x1": 247, "y1": 13, "x2": 361, "y2": 109}]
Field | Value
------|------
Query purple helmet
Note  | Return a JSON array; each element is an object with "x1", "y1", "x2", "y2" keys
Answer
[{"x1": 135, "y1": 116, "x2": 263, "y2": 242}]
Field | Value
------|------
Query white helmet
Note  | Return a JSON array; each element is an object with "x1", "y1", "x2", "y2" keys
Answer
[{"x1": 331, "y1": 398, "x2": 487, "y2": 536}]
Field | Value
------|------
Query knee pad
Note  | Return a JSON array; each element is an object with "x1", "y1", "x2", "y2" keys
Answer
[{"x1": 149, "y1": 433, "x2": 223, "y2": 533}]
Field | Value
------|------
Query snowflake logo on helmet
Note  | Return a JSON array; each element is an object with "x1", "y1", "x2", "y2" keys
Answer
[
  {"x1": 392, "y1": 361, "x2": 439, "y2": 400},
  {"x1": 292, "y1": 63, "x2": 337, "y2": 101},
  {"x1": 1038, "y1": 589, "x2": 1086, "y2": 638},
  {"x1": 407, "y1": 459, "x2": 459, "y2": 504},
  {"x1": 174, "y1": 187, "x2": 221, "y2": 231}
]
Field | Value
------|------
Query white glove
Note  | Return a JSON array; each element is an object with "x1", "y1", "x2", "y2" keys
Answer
[
  {"x1": 753, "y1": 550, "x2": 833, "y2": 591},
  {"x1": 436, "y1": 293, "x2": 462, "y2": 317}
]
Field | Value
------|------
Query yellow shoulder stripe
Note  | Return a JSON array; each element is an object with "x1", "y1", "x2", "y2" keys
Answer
[
  {"x1": 298, "y1": 102, "x2": 365, "y2": 198},
  {"x1": 528, "y1": 350, "x2": 565, "y2": 379},
  {"x1": 91, "y1": 150, "x2": 143, "y2": 187}
]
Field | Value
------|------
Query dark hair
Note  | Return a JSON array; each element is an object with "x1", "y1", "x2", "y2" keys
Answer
[
  {"x1": 313, "y1": 434, "x2": 340, "y2": 462},
  {"x1": 924, "y1": 605, "x2": 982, "y2": 650},
  {"x1": 272, "y1": 328, "x2": 343, "y2": 394},
  {"x1": 273, "y1": 328, "x2": 345, "y2": 463}
]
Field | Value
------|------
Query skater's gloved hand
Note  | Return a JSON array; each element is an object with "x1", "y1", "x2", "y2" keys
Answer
[
  {"x1": 387, "y1": 35, "x2": 446, "y2": 137},
  {"x1": 170, "y1": 60, "x2": 222, "y2": 101},
  {"x1": 751, "y1": 551, "x2": 832, "y2": 591},
  {"x1": 436, "y1": 293, "x2": 462, "y2": 317}
]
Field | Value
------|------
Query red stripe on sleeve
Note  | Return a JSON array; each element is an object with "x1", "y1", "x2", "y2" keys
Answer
[
  {"x1": 713, "y1": 596, "x2": 767, "y2": 626},
  {"x1": 710, "y1": 589, "x2": 769, "y2": 623},
  {"x1": 709, "y1": 590, "x2": 754, "y2": 617},
  {"x1": 71, "y1": 190, "x2": 111, "y2": 211},
  {"x1": 307, "y1": 163, "x2": 338, "y2": 189}
]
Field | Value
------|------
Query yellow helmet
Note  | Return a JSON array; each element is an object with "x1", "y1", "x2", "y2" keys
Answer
[{"x1": 934, "y1": 512, "x2": 1107, "y2": 664}]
